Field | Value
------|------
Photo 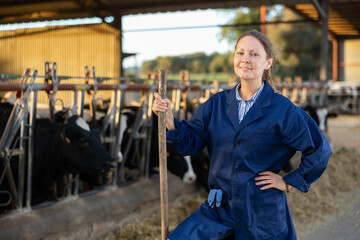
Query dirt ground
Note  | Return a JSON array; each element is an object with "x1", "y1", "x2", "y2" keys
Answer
[
  {"x1": 297, "y1": 115, "x2": 360, "y2": 240},
  {"x1": 105, "y1": 114, "x2": 360, "y2": 240},
  {"x1": 327, "y1": 115, "x2": 360, "y2": 148}
]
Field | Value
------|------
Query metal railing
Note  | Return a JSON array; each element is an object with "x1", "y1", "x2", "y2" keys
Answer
[
  {"x1": 0, "y1": 64, "x2": 217, "y2": 216},
  {"x1": 2, "y1": 66, "x2": 349, "y2": 217}
]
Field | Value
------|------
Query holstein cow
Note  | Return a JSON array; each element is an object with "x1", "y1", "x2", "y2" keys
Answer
[
  {"x1": 0, "y1": 99, "x2": 115, "y2": 210},
  {"x1": 120, "y1": 105, "x2": 199, "y2": 185},
  {"x1": 150, "y1": 124, "x2": 211, "y2": 191},
  {"x1": 32, "y1": 113, "x2": 116, "y2": 203},
  {"x1": 149, "y1": 132, "x2": 197, "y2": 184},
  {"x1": 83, "y1": 112, "x2": 128, "y2": 187}
]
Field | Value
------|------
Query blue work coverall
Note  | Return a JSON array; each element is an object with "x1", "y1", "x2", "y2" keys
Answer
[{"x1": 166, "y1": 81, "x2": 332, "y2": 239}]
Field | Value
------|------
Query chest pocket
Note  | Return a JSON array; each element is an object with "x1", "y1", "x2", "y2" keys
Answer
[{"x1": 250, "y1": 129, "x2": 282, "y2": 148}]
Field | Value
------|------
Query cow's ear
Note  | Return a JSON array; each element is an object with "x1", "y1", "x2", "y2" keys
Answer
[
  {"x1": 62, "y1": 111, "x2": 69, "y2": 120},
  {"x1": 55, "y1": 110, "x2": 69, "y2": 124}
]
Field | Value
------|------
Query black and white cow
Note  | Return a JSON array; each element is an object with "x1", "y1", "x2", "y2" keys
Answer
[
  {"x1": 148, "y1": 132, "x2": 197, "y2": 184},
  {"x1": 0, "y1": 99, "x2": 115, "y2": 210},
  {"x1": 302, "y1": 106, "x2": 329, "y2": 133},
  {"x1": 31, "y1": 113, "x2": 115, "y2": 203},
  {"x1": 120, "y1": 105, "x2": 198, "y2": 184}
]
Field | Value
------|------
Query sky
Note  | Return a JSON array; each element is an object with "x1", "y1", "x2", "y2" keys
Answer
[
  {"x1": 0, "y1": 9, "x2": 238, "y2": 69},
  {"x1": 121, "y1": 9, "x2": 237, "y2": 68}
]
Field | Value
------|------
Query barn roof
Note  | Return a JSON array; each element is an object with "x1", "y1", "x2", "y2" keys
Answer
[{"x1": 0, "y1": 0, "x2": 359, "y2": 38}]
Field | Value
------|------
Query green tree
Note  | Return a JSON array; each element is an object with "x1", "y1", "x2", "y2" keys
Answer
[
  {"x1": 209, "y1": 52, "x2": 233, "y2": 73},
  {"x1": 141, "y1": 60, "x2": 157, "y2": 74},
  {"x1": 141, "y1": 51, "x2": 232, "y2": 75},
  {"x1": 221, "y1": 6, "x2": 322, "y2": 80},
  {"x1": 191, "y1": 59, "x2": 204, "y2": 73},
  {"x1": 267, "y1": 8, "x2": 321, "y2": 80},
  {"x1": 156, "y1": 56, "x2": 172, "y2": 72},
  {"x1": 221, "y1": 7, "x2": 261, "y2": 46},
  {"x1": 184, "y1": 52, "x2": 210, "y2": 73}
]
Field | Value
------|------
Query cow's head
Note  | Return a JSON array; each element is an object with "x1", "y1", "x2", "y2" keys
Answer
[
  {"x1": 59, "y1": 115, "x2": 115, "y2": 174},
  {"x1": 166, "y1": 144, "x2": 196, "y2": 184}
]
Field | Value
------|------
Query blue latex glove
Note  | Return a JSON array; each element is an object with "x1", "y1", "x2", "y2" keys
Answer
[
  {"x1": 207, "y1": 189, "x2": 224, "y2": 208},
  {"x1": 207, "y1": 189, "x2": 217, "y2": 208},
  {"x1": 215, "y1": 189, "x2": 223, "y2": 207}
]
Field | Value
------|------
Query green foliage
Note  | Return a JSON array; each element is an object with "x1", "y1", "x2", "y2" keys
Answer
[
  {"x1": 267, "y1": 8, "x2": 322, "y2": 80},
  {"x1": 221, "y1": 7, "x2": 261, "y2": 46},
  {"x1": 141, "y1": 51, "x2": 234, "y2": 75},
  {"x1": 141, "y1": 60, "x2": 157, "y2": 73},
  {"x1": 165, "y1": 72, "x2": 234, "y2": 83},
  {"x1": 208, "y1": 52, "x2": 233, "y2": 73}
]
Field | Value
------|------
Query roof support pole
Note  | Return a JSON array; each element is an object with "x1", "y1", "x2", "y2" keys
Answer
[
  {"x1": 113, "y1": 14, "x2": 124, "y2": 78},
  {"x1": 319, "y1": 0, "x2": 329, "y2": 82},
  {"x1": 338, "y1": 39, "x2": 345, "y2": 82},
  {"x1": 331, "y1": 37, "x2": 338, "y2": 81},
  {"x1": 311, "y1": 0, "x2": 327, "y2": 19},
  {"x1": 260, "y1": 5, "x2": 266, "y2": 35}
]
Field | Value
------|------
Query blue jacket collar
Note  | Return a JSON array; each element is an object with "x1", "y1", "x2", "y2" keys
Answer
[{"x1": 226, "y1": 81, "x2": 274, "y2": 133}]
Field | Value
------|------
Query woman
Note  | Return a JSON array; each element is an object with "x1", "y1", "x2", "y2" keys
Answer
[{"x1": 152, "y1": 30, "x2": 332, "y2": 240}]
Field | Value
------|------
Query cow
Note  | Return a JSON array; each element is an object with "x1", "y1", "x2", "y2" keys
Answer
[
  {"x1": 82, "y1": 112, "x2": 128, "y2": 187},
  {"x1": 148, "y1": 132, "x2": 197, "y2": 184},
  {"x1": 0, "y1": 98, "x2": 115, "y2": 211},
  {"x1": 119, "y1": 105, "x2": 199, "y2": 185},
  {"x1": 31, "y1": 113, "x2": 116, "y2": 203},
  {"x1": 149, "y1": 123, "x2": 211, "y2": 191}
]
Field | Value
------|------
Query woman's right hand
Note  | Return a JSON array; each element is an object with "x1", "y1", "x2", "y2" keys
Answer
[
  {"x1": 152, "y1": 92, "x2": 171, "y2": 115},
  {"x1": 152, "y1": 92, "x2": 175, "y2": 130}
]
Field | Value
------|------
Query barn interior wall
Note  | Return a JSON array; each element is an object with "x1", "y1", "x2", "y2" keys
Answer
[
  {"x1": 0, "y1": 23, "x2": 120, "y2": 105},
  {"x1": 344, "y1": 39, "x2": 360, "y2": 83}
]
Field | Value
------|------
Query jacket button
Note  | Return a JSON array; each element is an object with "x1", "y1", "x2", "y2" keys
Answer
[
  {"x1": 237, "y1": 222, "x2": 241, "y2": 227},
  {"x1": 234, "y1": 197, "x2": 239, "y2": 201},
  {"x1": 234, "y1": 169, "x2": 239, "y2": 174},
  {"x1": 235, "y1": 142, "x2": 240, "y2": 146}
]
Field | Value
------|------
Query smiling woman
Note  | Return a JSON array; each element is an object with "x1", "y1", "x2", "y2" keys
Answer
[{"x1": 152, "y1": 29, "x2": 332, "y2": 240}]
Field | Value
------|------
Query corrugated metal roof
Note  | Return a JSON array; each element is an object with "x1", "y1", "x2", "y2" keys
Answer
[
  {"x1": 0, "y1": 0, "x2": 359, "y2": 37},
  {"x1": 0, "y1": 0, "x2": 310, "y2": 23}
]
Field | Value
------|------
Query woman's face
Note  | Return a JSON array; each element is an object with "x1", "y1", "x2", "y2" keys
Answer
[{"x1": 233, "y1": 36, "x2": 273, "y2": 83}]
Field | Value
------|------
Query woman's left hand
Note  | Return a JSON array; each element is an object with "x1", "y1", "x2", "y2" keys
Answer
[{"x1": 255, "y1": 171, "x2": 291, "y2": 192}]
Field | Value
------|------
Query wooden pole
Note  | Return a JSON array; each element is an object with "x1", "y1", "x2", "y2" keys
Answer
[{"x1": 158, "y1": 69, "x2": 169, "y2": 240}]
